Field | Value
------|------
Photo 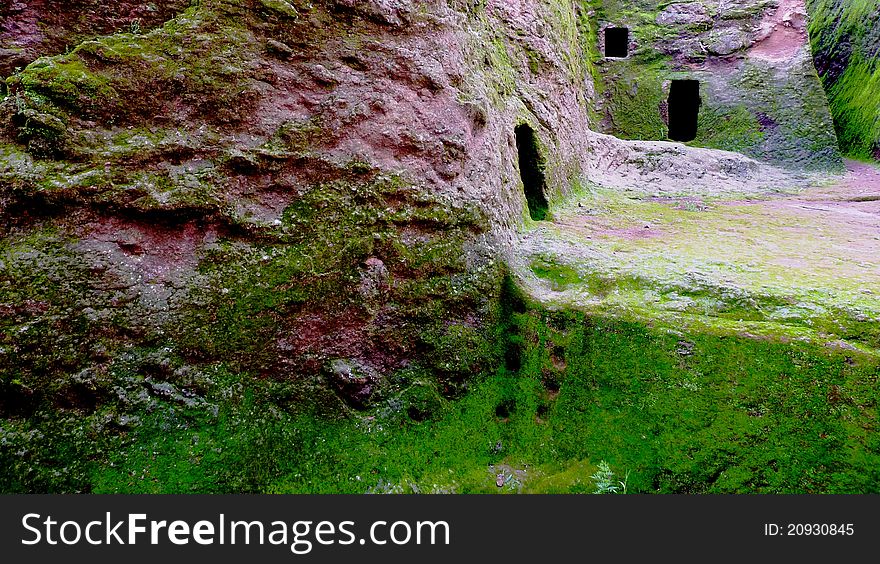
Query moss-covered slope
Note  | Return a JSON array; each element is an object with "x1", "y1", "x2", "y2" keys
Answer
[{"x1": 807, "y1": 0, "x2": 880, "y2": 160}]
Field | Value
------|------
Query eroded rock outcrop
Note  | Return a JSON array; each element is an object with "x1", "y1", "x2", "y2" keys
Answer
[
  {"x1": 0, "y1": 1, "x2": 610, "y2": 434},
  {"x1": 0, "y1": 0, "x2": 191, "y2": 79}
]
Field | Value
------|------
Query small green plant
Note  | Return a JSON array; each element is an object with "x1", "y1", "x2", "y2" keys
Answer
[
  {"x1": 591, "y1": 461, "x2": 629, "y2": 494},
  {"x1": 129, "y1": 19, "x2": 142, "y2": 35},
  {"x1": 13, "y1": 92, "x2": 27, "y2": 114}
]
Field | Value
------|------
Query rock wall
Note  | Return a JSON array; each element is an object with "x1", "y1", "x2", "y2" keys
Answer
[
  {"x1": 807, "y1": 0, "x2": 880, "y2": 160},
  {"x1": 593, "y1": 0, "x2": 843, "y2": 169},
  {"x1": 0, "y1": 0, "x2": 611, "y2": 429},
  {"x1": 0, "y1": 0, "x2": 191, "y2": 80}
]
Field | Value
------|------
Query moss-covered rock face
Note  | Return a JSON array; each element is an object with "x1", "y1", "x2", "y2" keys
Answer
[
  {"x1": 806, "y1": 0, "x2": 880, "y2": 161},
  {"x1": 593, "y1": 0, "x2": 843, "y2": 170},
  {"x1": 0, "y1": 0, "x2": 192, "y2": 80},
  {"x1": 0, "y1": 0, "x2": 605, "y2": 491}
]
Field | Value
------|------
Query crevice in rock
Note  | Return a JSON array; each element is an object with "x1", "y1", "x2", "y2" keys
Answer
[{"x1": 515, "y1": 123, "x2": 549, "y2": 221}]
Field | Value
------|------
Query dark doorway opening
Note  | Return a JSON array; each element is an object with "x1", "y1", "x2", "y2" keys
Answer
[
  {"x1": 515, "y1": 124, "x2": 549, "y2": 221},
  {"x1": 604, "y1": 27, "x2": 629, "y2": 58},
  {"x1": 667, "y1": 79, "x2": 701, "y2": 142}
]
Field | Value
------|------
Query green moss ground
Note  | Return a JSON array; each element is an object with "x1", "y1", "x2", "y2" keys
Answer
[
  {"x1": 4, "y1": 273, "x2": 879, "y2": 494},
  {"x1": 523, "y1": 179, "x2": 880, "y2": 351}
]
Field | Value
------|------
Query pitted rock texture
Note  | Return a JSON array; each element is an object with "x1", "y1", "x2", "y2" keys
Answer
[
  {"x1": 0, "y1": 0, "x2": 191, "y2": 79},
  {"x1": 0, "y1": 0, "x2": 602, "y2": 421}
]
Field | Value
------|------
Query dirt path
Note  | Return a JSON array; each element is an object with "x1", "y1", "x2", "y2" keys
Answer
[
  {"x1": 729, "y1": 159, "x2": 880, "y2": 278},
  {"x1": 798, "y1": 159, "x2": 880, "y2": 205}
]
